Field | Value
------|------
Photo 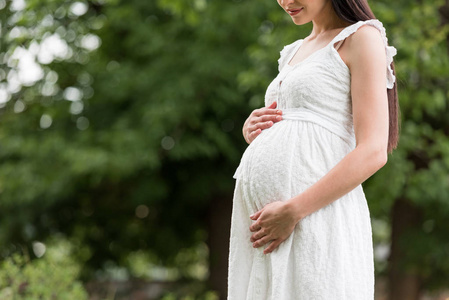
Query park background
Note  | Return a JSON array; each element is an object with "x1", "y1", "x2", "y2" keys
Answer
[{"x1": 1, "y1": 0, "x2": 449, "y2": 299}]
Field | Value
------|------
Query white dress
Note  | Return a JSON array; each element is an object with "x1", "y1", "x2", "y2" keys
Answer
[{"x1": 228, "y1": 19, "x2": 397, "y2": 300}]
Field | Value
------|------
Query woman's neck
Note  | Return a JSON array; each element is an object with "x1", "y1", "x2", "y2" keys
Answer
[{"x1": 310, "y1": 2, "x2": 350, "y2": 37}]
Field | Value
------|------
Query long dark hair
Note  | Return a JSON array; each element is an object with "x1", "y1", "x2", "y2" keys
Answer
[{"x1": 331, "y1": 0, "x2": 400, "y2": 153}]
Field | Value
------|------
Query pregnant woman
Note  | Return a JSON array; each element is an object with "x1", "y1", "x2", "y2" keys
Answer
[{"x1": 228, "y1": 0, "x2": 399, "y2": 299}]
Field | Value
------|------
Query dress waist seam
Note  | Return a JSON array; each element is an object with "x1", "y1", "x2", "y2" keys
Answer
[{"x1": 281, "y1": 108, "x2": 354, "y2": 146}]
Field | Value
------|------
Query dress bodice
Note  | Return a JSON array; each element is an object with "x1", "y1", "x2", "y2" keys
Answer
[
  {"x1": 233, "y1": 19, "x2": 397, "y2": 181},
  {"x1": 264, "y1": 19, "x2": 397, "y2": 139}
]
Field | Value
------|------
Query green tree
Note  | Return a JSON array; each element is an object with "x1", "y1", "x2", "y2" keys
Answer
[
  {"x1": 365, "y1": 0, "x2": 449, "y2": 298},
  {"x1": 0, "y1": 0, "x2": 275, "y2": 296}
]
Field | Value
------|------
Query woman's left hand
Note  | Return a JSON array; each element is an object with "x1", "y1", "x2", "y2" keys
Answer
[{"x1": 249, "y1": 201, "x2": 299, "y2": 254}]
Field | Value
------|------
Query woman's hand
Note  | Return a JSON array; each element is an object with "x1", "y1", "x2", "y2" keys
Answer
[
  {"x1": 243, "y1": 101, "x2": 283, "y2": 144},
  {"x1": 249, "y1": 201, "x2": 299, "y2": 254}
]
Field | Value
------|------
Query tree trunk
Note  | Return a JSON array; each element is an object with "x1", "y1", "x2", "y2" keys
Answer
[
  {"x1": 207, "y1": 194, "x2": 232, "y2": 299},
  {"x1": 388, "y1": 198, "x2": 422, "y2": 300}
]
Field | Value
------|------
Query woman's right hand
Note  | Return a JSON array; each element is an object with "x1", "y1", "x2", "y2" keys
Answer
[{"x1": 243, "y1": 101, "x2": 283, "y2": 144}]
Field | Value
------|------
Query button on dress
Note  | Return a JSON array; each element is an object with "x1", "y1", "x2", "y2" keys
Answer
[{"x1": 228, "y1": 19, "x2": 397, "y2": 300}]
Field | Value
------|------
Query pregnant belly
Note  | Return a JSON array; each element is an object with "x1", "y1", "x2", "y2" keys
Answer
[{"x1": 234, "y1": 120, "x2": 351, "y2": 208}]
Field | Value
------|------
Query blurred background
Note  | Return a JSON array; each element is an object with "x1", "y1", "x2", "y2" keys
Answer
[{"x1": 0, "y1": 0, "x2": 448, "y2": 299}]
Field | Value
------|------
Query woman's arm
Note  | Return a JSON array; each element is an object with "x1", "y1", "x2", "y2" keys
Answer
[{"x1": 249, "y1": 25, "x2": 390, "y2": 254}]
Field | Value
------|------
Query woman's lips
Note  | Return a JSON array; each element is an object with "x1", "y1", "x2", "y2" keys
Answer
[{"x1": 287, "y1": 7, "x2": 303, "y2": 16}]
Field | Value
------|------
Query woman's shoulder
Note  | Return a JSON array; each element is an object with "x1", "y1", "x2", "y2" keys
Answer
[
  {"x1": 346, "y1": 20, "x2": 386, "y2": 42},
  {"x1": 342, "y1": 22, "x2": 388, "y2": 71},
  {"x1": 341, "y1": 19, "x2": 397, "y2": 88},
  {"x1": 345, "y1": 22, "x2": 385, "y2": 52}
]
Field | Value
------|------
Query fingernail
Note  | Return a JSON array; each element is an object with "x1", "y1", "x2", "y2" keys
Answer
[
  {"x1": 249, "y1": 214, "x2": 254, "y2": 218},
  {"x1": 276, "y1": 116, "x2": 282, "y2": 121},
  {"x1": 276, "y1": 110, "x2": 282, "y2": 114}
]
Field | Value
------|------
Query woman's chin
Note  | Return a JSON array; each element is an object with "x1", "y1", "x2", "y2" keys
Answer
[{"x1": 292, "y1": 18, "x2": 310, "y2": 26}]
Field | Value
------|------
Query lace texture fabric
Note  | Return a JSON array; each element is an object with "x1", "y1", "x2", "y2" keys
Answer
[{"x1": 228, "y1": 20, "x2": 396, "y2": 299}]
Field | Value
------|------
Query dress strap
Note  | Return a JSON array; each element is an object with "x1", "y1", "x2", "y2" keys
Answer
[
  {"x1": 278, "y1": 39, "x2": 302, "y2": 72},
  {"x1": 331, "y1": 19, "x2": 397, "y2": 89}
]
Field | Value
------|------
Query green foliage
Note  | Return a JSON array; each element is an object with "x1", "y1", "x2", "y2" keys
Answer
[
  {"x1": 160, "y1": 290, "x2": 218, "y2": 300},
  {"x1": 364, "y1": 0, "x2": 449, "y2": 287},
  {"x1": 0, "y1": 240, "x2": 88, "y2": 299},
  {"x1": 0, "y1": 0, "x2": 267, "y2": 279}
]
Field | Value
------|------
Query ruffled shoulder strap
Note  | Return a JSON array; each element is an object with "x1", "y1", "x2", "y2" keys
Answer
[
  {"x1": 331, "y1": 19, "x2": 397, "y2": 89},
  {"x1": 277, "y1": 39, "x2": 302, "y2": 72}
]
